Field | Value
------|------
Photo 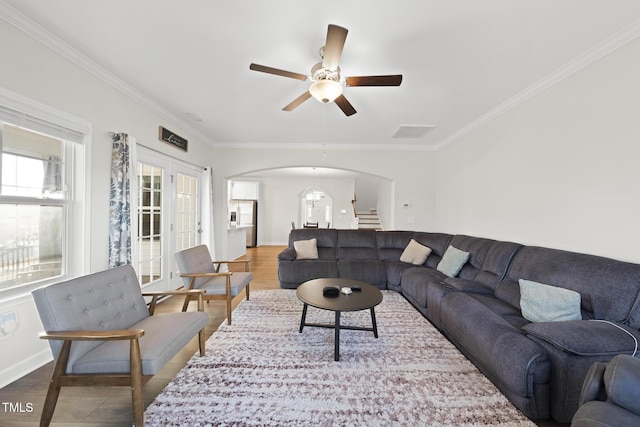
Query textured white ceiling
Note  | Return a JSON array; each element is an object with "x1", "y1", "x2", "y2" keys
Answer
[{"x1": 3, "y1": 0, "x2": 640, "y2": 150}]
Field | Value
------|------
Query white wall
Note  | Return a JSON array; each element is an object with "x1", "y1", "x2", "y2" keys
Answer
[
  {"x1": 256, "y1": 175, "x2": 357, "y2": 245},
  {"x1": 436, "y1": 37, "x2": 640, "y2": 263},
  {"x1": 354, "y1": 175, "x2": 379, "y2": 212}
]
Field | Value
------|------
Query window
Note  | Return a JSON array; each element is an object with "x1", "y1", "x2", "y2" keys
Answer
[
  {"x1": 0, "y1": 91, "x2": 89, "y2": 295},
  {"x1": 0, "y1": 124, "x2": 66, "y2": 290}
]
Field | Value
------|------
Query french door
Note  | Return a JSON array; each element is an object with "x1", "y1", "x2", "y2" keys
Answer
[{"x1": 135, "y1": 147, "x2": 202, "y2": 290}]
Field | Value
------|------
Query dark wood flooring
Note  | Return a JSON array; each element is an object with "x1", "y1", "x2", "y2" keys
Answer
[{"x1": 0, "y1": 245, "x2": 567, "y2": 426}]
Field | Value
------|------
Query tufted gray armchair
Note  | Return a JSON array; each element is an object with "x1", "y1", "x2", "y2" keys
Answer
[
  {"x1": 31, "y1": 265, "x2": 209, "y2": 427},
  {"x1": 174, "y1": 244, "x2": 252, "y2": 325}
]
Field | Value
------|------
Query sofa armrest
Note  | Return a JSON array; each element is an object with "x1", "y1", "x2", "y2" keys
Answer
[
  {"x1": 278, "y1": 247, "x2": 297, "y2": 261},
  {"x1": 523, "y1": 320, "x2": 640, "y2": 356},
  {"x1": 443, "y1": 278, "x2": 494, "y2": 294}
]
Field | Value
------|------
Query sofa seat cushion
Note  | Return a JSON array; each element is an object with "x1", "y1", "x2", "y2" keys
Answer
[
  {"x1": 400, "y1": 266, "x2": 447, "y2": 308},
  {"x1": 441, "y1": 292, "x2": 550, "y2": 397},
  {"x1": 278, "y1": 259, "x2": 339, "y2": 285},
  {"x1": 523, "y1": 320, "x2": 640, "y2": 356},
  {"x1": 71, "y1": 311, "x2": 209, "y2": 375},
  {"x1": 197, "y1": 272, "x2": 253, "y2": 296},
  {"x1": 443, "y1": 278, "x2": 494, "y2": 294},
  {"x1": 469, "y1": 294, "x2": 530, "y2": 329},
  {"x1": 385, "y1": 261, "x2": 416, "y2": 287}
]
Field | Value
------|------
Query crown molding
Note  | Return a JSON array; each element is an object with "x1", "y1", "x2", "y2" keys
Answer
[
  {"x1": 0, "y1": 1, "x2": 213, "y2": 146},
  {"x1": 207, "y1": 141, "x2": 438, "y2": 152},
  {"x1": 433, "y1": 18, "x2": 640, "y2": 150}
]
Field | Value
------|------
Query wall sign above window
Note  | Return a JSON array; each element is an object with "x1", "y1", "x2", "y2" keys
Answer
[{"x1": 159, "y1": 126, "x2": 188, "y2": 151}]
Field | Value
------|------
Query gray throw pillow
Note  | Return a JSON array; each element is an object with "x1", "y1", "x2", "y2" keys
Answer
[
  {"x1": 519, "y1": 279, "x2": 582, "y2": 323},
  {"x1": 436, "y1": 245, "x2": 469, "y2": 277}
]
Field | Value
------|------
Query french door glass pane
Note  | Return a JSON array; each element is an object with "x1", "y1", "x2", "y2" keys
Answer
[
  {"x1": 0, "y1": 204, "x2": 63, "y2": 289},
  {"x1": 136, "y1": 163, "x2": 163, "y2": 285},
  {"x1": 176, "y1": 173, "x2": 198, "y2": 252}
]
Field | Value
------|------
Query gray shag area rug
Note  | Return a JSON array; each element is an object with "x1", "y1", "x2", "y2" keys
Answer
[{"x1": 145, "y1": 290, "x2": 535, "y2": 426}]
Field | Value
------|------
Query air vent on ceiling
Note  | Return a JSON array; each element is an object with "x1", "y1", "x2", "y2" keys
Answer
[{"x1": 391, "y1": 125, "x2": 436, "y2": 139}]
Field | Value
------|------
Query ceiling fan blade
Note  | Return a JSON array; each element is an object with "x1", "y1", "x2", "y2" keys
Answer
[
  {"x1": 345, "y1": 75, "x2": 403, "y2": 87},
  {"x1": 334, "y1": 94, "x2": 357, "y2": 116},
  {"x1": 322, "y1": 25, "x2": 348, "y2": 71},
  {"x1": 283, "y1": 91, "x2": 312, "y2": 111},
  {"x1": 249, "y1": 63, "x2": 308, "y2": 81}
]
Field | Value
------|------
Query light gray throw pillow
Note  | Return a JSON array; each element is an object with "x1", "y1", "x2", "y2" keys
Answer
[
  {"x1": 400, "y1": 239, "x2": 432, "y2": 265},
  {"x1": 293, "y1": 238, "x2": 319, "y2": 260},
  {"x1": 519, "y1": 279, "x2": 582, "y2": 323},
  {"x1": 436, "y1": 245, "x2": 469, "y2": 277}
]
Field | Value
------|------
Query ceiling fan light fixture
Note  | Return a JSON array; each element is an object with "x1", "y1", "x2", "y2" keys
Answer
[{"x1": 309, "y1": 80, "x2": 343, "y2": 103}]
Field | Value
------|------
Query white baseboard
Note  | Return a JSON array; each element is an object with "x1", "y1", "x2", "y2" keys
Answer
[{"x1": 0, "y1": 348, "x2": 52, "y2": 389}]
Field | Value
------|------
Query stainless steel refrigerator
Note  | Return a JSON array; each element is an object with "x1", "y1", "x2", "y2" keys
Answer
[{"x1": 229, "y1": 199, "x2": 257, "y2": 247}]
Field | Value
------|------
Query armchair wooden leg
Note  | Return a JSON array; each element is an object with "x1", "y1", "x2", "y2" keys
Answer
[
  {"x1": 197, "y1": 292, "x2": 205, "y2": 356},
  {"x1": 226, "y1": 297, "x2": 232, "y2": 325},
  {"x1": 130, "y1": 338, "x2": 144, "y2": 427},
  {"x1": 40, "y1": 341, "x2": 71, "y2": 427},
  {"x1": 246, "y1": 283, "x2": 250, "y2": 301},
  {"x1": 198, "y1": 329, "x2": 206, "y2": 356}
]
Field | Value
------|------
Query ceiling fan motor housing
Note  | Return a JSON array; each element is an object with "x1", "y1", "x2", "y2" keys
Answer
[{"x1": 311, "y1": 62, "x2": 341, "y2": 82}]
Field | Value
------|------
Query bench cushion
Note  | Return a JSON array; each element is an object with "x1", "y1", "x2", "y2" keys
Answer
[
  {"x1": 71, "y1": 311, "x2": 209, "y2": 375},
  {"x1": 198, "y1": 272, "x2": 253, "y2": 296}
]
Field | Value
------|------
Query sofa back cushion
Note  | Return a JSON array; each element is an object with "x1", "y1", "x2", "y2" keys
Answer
[
  {"x1": 376, "y1": 231, "x2": 414, "y2": 261},
  {"x1": 337, "y1": 229, "x2": 378, "y2": 260},
  {"x1": 448, "y1": 235, "x2": 494, "y2": 280},
  {"x1": 289, "y1": 229, "x2": 338, "y2": 259},
  {"x1": 496, "y1": 246, "x2": 640, "y2": 327},
  {"x1": 411, "y1": 232, "x2": 453, "y2": 268},
  {"x1": 473, "y1": 241, "x2": 523, "y2": 290}
]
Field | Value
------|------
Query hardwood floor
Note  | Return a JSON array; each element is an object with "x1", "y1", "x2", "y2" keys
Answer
[
  {"x1": 0, "y1": 246, "x2": 284, "y2": 427},
  {"x1": 0, "y1": 245, "x2": 567, "y2": 426}
]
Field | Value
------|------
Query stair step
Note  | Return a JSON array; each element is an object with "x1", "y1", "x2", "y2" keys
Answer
[{"x1": 355, "y1": 208, "x2": 381, "y2": 230}]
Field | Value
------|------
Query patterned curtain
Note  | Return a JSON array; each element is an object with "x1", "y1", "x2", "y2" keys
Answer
[{"x1": 108, "y1": 132, "x2": 132, "y2": 267}]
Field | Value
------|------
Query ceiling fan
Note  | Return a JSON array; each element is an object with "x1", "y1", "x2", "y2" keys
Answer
[{"x1": 249, "y1": 24, "x2": 402, "y2": 117}]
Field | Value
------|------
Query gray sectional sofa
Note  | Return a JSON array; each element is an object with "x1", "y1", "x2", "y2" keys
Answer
[{"x1": 277, "y1": 229, "x2": 640, "y2": 423}]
